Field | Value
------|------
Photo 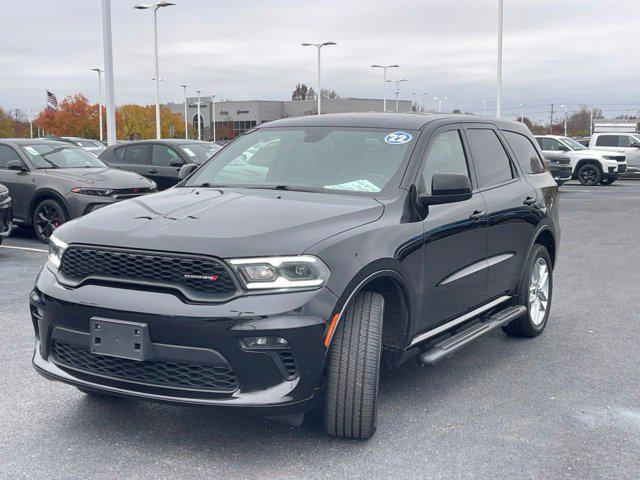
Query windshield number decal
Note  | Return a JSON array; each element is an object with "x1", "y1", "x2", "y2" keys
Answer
[{"x1": 385, "y1": 131, "x2": 412, "y2": 145}]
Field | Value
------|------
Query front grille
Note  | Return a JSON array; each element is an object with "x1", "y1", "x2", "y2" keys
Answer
[
  {"x1": 619, "y1": 165, "x2": 628, "y2": 174},
  {"x1": 111, "y1": 187, "x2": 155, "y2": 200},
  {"x1": 611, "y1": 156, "x2": 625, "y2": 163},
  {"x1": 277, "y1": 349, "x2": 298, "y2": 379},
  {"x1": 51, "y1": 340, "x2": 239, "y2": 392},
  {"x1": 59, "y1": 246, "x2": 237, "y2": 301}
]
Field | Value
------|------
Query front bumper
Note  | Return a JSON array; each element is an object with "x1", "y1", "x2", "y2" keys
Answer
[
  {"x1": 31, "y1": 265, "x2": 338, "y2": 414},
  {"x1": 0, "y1": 196, "x2": 13, "y2": 238},
  {"x1": 64, "y1": 191, "x2": 153, "y2": 218},
  {"x1": 548, "y1": 165, "x2": 572, "y2": 185}
]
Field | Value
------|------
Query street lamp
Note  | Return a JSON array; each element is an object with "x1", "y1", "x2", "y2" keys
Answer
[
  {"x1": 301, "y1": 41, "x2": 337, "y2": 115},
  {"x1": 561, "y1": 104, "x2": 568, "y2": 136},
  {"x1": 387, "y1": 79, "x2": 407, "y2": 112},
  {"x1": 101, "y1": 0, "x2": 117, "y2": 145},
  {"x1": 210, "y1": 94, "x2": 216, "y2": 142},
  {"x1": 371, "y1": 64, "x2": 399, "y2": 112},
  {"x1": 433, "y1": 96, "x2": 448, "y2": 113},
  {"x1": 134, "y1": 1, "x2": 175, "y2": 139},
  {"x1": 195, "y1": 89, "x2": 202, "y2": 141},
  {"x1": 180, "y1": 83, "x2": 189, "y2": 139},
  {"x1": 480, "y1": 100, "x2": 491, "y2": 117},
  {"x1": 90, "y1": 68, "x2": 104, "y2": 142},
  {"x1": 411, "y1": 92, "x2": 428, "y2": 112},
  {"x1": 497, "y1": 0, "x2": 503, "y2": 119},
  {"x1": 517, "y1": 103, "x2": 526, "y2": 123}
]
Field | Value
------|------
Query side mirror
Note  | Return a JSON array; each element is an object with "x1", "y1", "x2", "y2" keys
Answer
[
  {"x1": 558, "y1": 144, "x2": 570, "y2": 152},
  {"x1": 169, "y1": 159, "x2": 183, "y2": 167},
  {"x1": 178, "y1": 163, "x2": 198, "y2": 180},
  {"x1": 419, "y1": 173, "x2": 472, "y2": 206},
  {"x1": 7, "y1": 160, "x2": 27, "y2": 171}
]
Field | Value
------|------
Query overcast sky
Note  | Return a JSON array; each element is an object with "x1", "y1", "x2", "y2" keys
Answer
[{"x1": 1, "y1": 0, "x2": 639, "y2": 122}]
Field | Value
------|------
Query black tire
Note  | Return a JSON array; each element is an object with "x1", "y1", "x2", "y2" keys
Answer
[
  {"x1": 323, "y1": 291, "x2": 384, "y2": 440},
  {"x1": 577, "y1": 163, "x2": 602, "y2": 186},
  {"x1": 502, "y1": 244, "x2": 553, "y2": 338},
  {"x1": 32, "y1": 198, "x2": 68, "y2": 243}
]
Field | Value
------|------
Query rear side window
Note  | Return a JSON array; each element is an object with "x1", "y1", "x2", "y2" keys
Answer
[
  {"x1": 123, "y1": 144, "x2": 149, "y2": 164},
  {"x1": 503, "y1": 131, "x2": 546, "y2": 174},
  {"x1": 466, "y1": 129, "x2": 514, "y2": 188},
  {"x1": 0, "y1": 145, "x2": 22, "y2": 168},
  {"x1": 420, "y1": 130, "x2": 470, "y2": 194},
  {"x1": 112, "y1": 147, "x2": 126, "y2": 162},
  {"x1": 595, "y1": 135, "x2": 619, "y2": 147}
]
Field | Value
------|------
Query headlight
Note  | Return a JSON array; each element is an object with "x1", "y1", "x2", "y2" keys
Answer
[
  {"x1": 228, "y1": 255, "x2": 330, "y2": 291},
  {"x1": 70, "y1": 187, "x2": 114, "y2": 197},
  {"x1": 603, "y1": 156, "x2": 622, "y2": 161},
  {"x1": 48, "y1": 234, "x2": 68, "y2": 269},
  {"x1": 0, "y1": 190, "x2": 8, "y2": 201}
]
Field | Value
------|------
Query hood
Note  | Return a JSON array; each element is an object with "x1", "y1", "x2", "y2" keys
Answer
[
  {"x1": 576, "y1": 149, "x2": 623, "y2": 158},
  {"x1": 55, "y1": 187, "x2": 384, "y2": 257},
  {"x1": 44, "y1": 168, "x2": 154, "y2": 188}
]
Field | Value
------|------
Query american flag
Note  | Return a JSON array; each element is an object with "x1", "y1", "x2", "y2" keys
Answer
[{"x1": 46, "y1": 90, "x2": 58, "y2": 111}]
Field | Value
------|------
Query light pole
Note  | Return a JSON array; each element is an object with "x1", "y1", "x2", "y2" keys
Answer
[
  {"x1": 90, "y1": 68, "x2": 104, "y2": 142},
  {"x1": 101, "y1": 0, "x2": 117, "y2": 145},
  {"x1": 301, "y1": 41, "x2": 336, "y2": 115},
  {"x1": 517, "y1": 103, "x2": 526, "y2": 122},
  {"x1": 371, "y1": 64, "x2": 399, "y2": 112},
  {"x1": 480, "y1": 100, "x2": 491, "y2": 117},
  {"x1": 210, "y1": 94, "x2": 216, "y2": 142},
  {"x1": 387, "y1": 79, "x2": 407, "y2": 112},
  {"x1": 134, "y1": 1, "x2": 175, "y2": 139},
  {"x1": 433, "y1": 96, "x2": 448, "y2": 113},
  {"x1": 590, "y1": 107, "x2": 594, "y2": 136},
  {"x1": 561, "y1": 104, "x2": 568, "y2": 136},
  {"x1": 180, "y1": 83, "x2": 189, "y2": 139},
  {"x1": 411, "y1": 92, "x2": 428, "y2": 112},
  {"x1": 195, "y1": 89, "x2": 202, "y2": 141},
  {"x1": 496, "y1": 0, "x2": 503, "y2": 119}
]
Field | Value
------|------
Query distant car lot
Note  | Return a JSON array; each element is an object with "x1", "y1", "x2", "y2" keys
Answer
[{"x1": 1, "y1": 181, "x2": 639, "y2": 478}]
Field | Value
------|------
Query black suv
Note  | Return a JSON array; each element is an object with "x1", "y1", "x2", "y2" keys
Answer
[
  {"x1": 31, "y1": 113, "x2": 559, "y2": 439},
  {"x1": 100, "y1": 139, "x2": 222, "y2": 190}
]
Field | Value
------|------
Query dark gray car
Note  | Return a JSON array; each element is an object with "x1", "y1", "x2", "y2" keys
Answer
[
  {"x1": 0, "y1": 139, "x2": 157, "y2": 242},
  {"x1": 100, "y1": 139, "x2": 222, "y2": 190}
]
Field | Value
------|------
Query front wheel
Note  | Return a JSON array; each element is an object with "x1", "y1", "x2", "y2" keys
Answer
[
  {"x1": 33, "y1": 199, "x2": 67, "y2": 243},
  {"x1": 577, "y1": 164, "x2": 602, "y2": 186},
  {"x1": 503, "y1": 244, "x2": 553, "y2": 338},
  {"x1": 323, "y1": 291, "x2": 384, "y2": 439}
]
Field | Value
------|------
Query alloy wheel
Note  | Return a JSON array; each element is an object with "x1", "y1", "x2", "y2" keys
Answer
[
  {"x1": 528, "y1": 257, "x2": 549, "y2": 327},
  {"x1": 579, "y1": 166, "x2": 598, "y2": 185},
  {"x1": 35, "y1": 203, "x2": 63, "y2": 241}
]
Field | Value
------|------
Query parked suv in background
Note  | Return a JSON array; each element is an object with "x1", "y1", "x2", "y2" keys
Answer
[
  {"x1": 535, "y1": 135, "x2": 627, "y2": 185},
  {"x1": 100, "y1": 139, "x2": 222, "y2": 190},
  {"x1": 0, "y1": 139, "x2": 156, "y2": 242},
  {"x1": 32, "y1": 113, "x2": 559, "y2": 439},
  {"x1": 589, "y1": 133, "x2": 640, "y2": 177},
  {"x1": 0, "y1": 183, "x2": 12, "y2": 245}
]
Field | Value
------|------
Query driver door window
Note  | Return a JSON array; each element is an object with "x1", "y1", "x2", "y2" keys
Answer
[
  {"x1": 420, "y1": 130, "x2": 470, "y2": 194},
  {"x1": 152, "y1": 145, "x2": 181, "y2": 166}
]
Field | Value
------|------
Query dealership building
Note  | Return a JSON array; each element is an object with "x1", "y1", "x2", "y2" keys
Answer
[{"x1": 166, "y1": 98, "x2": 413, "y2": 139}]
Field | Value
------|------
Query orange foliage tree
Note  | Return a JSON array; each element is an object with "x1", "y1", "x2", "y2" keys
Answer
[{"x1": 34, "y1": 94, "x2": 100, "y2": 138}]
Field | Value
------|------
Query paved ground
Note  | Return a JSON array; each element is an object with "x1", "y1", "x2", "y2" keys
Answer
[{"x1": 1, "y1": 181, "x2": 639, "y2": 480}]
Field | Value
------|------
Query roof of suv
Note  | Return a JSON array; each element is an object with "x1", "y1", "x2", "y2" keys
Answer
[
  {"x1": 0, "y1": 138, "x2": 70, "y2": 146},
  {"x1": 262, "y1": 112, "x2": 529, "y2": 132},
  {"x1": 110, "y1": 139, "x2": 214, "y2": 147}
]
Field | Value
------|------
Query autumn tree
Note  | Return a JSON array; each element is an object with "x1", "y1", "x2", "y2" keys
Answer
[
  {"x1": 34, "y1": 94, "x2": 100, "y2": 138},
  {"x1": 0, "y1": 107, "x2": 31, "y2": 138},
  {"x1": 116, "y1": 104, "x2": 185, "y2": 140}
]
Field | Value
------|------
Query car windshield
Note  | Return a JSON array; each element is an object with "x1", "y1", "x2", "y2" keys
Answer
[
  {"x1": 183, "y1": 127, "x2": 417, "y2": 195},
  {"x1": 20, "y1": 144, "x2": 107, "y2": 168},
  {"x1": 180, "y1": 143, "x2": 222, "y2": 164},
  {"x1": 75, "y1": 140, "x2": 105, "y2": 149},
  {"x1": 559, "y1": 137, "x2": 587, "y2": 151}
]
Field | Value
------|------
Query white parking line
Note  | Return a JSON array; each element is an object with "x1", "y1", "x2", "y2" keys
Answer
[{"x1": 0, "y1": 245, "x2": 47, "y2": 253}]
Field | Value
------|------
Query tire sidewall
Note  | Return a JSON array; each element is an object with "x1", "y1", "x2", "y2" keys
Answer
[{"x1": 578, "y1": 164, "x2": 602, "y2": 186}]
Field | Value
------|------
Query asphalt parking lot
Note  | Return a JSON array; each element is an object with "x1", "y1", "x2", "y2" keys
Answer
[{"x1": 1, "y1": 180, "x2": 639, "y2": 480}]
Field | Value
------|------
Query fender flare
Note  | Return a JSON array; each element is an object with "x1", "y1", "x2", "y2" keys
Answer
[{"x1": 28, "y1": 188, "x2": 70, "y2": 225}]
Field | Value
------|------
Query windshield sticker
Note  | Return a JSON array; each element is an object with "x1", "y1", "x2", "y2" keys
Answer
[
  {"x1": 24, "y1": 146, "x2": 39, "y2": 155},
  {"x1": 325, "y1": 179, "x2": 381, "y2": 193},
  {"x1": 182, "y1": 147, "x2": 196, "y2": 157},
  {"x1": 384, "y1": 131, "x2": 412, "y2": 145}
]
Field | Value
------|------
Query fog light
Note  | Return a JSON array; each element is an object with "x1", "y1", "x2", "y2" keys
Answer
[{"x1": 240, "y1": 336, "x2": 288, "y2": 349}]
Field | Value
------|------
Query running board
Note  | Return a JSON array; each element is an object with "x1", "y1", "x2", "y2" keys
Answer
[{"x1": 417, "y1": 305, "x2": 527, "y2": 366}]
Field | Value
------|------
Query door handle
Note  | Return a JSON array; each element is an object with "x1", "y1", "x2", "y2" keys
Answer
[
  {"x1": 147, "y1": 169, "x2": 159, "y2": 174},
  {"x1": 523, "y1": 196, "x2": 537, "y2": 206},
  {"x1": 469, "y1": 210, "x2": 487, "y2": 220}
]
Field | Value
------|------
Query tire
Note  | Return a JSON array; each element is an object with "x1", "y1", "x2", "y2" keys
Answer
[
  {"x1": 32, "y1": 198, "x2": 68, "y2": 243},
  {"x1": 577, "y1": 163, "x2": 602, "y2": 186},
  {"x1": 502, "y1": 244, "x2": 553, "y2": 338},
  {"x1": 323, "y1": 291, "x2": 384, "y2": 440}
]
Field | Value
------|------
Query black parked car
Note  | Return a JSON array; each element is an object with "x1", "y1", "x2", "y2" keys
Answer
[
  {"x1": 100, "y1": 139, "x2": 222, "y2": 190},
  {"x1": 0, "y1": 139, "x2": 157, "y2": 242},
  {"x1": 0, "y1": 182, "x2": 12, "y2": 245},
  {"x1": 32, "y1": 113, "x2": 559, "y2": 439},
  {"x1": 542, "y1": 153, "x2": 573, "y2": 185}
]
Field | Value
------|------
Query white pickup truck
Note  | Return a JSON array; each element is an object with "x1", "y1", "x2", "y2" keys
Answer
[
  {"x1": 535, "y1": 135, "x2": 628, "y2": 186},
  {"x1": 588, "y1": 133, "x2": 640, "y2": 177}
]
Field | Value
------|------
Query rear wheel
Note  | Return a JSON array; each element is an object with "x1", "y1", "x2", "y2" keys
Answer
[
  {"x1": 33, "y1": 199, "x2": 67, "y2": 243},
  {"x1": 323, "y1": 291, "x2": 384, "y2": 439},
  {"x1": 502, "y1": 244, "x2": 553, "y2": 338},
  {"x1": 577, "y1": 163, "x2": 602, "y2": 186}
]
